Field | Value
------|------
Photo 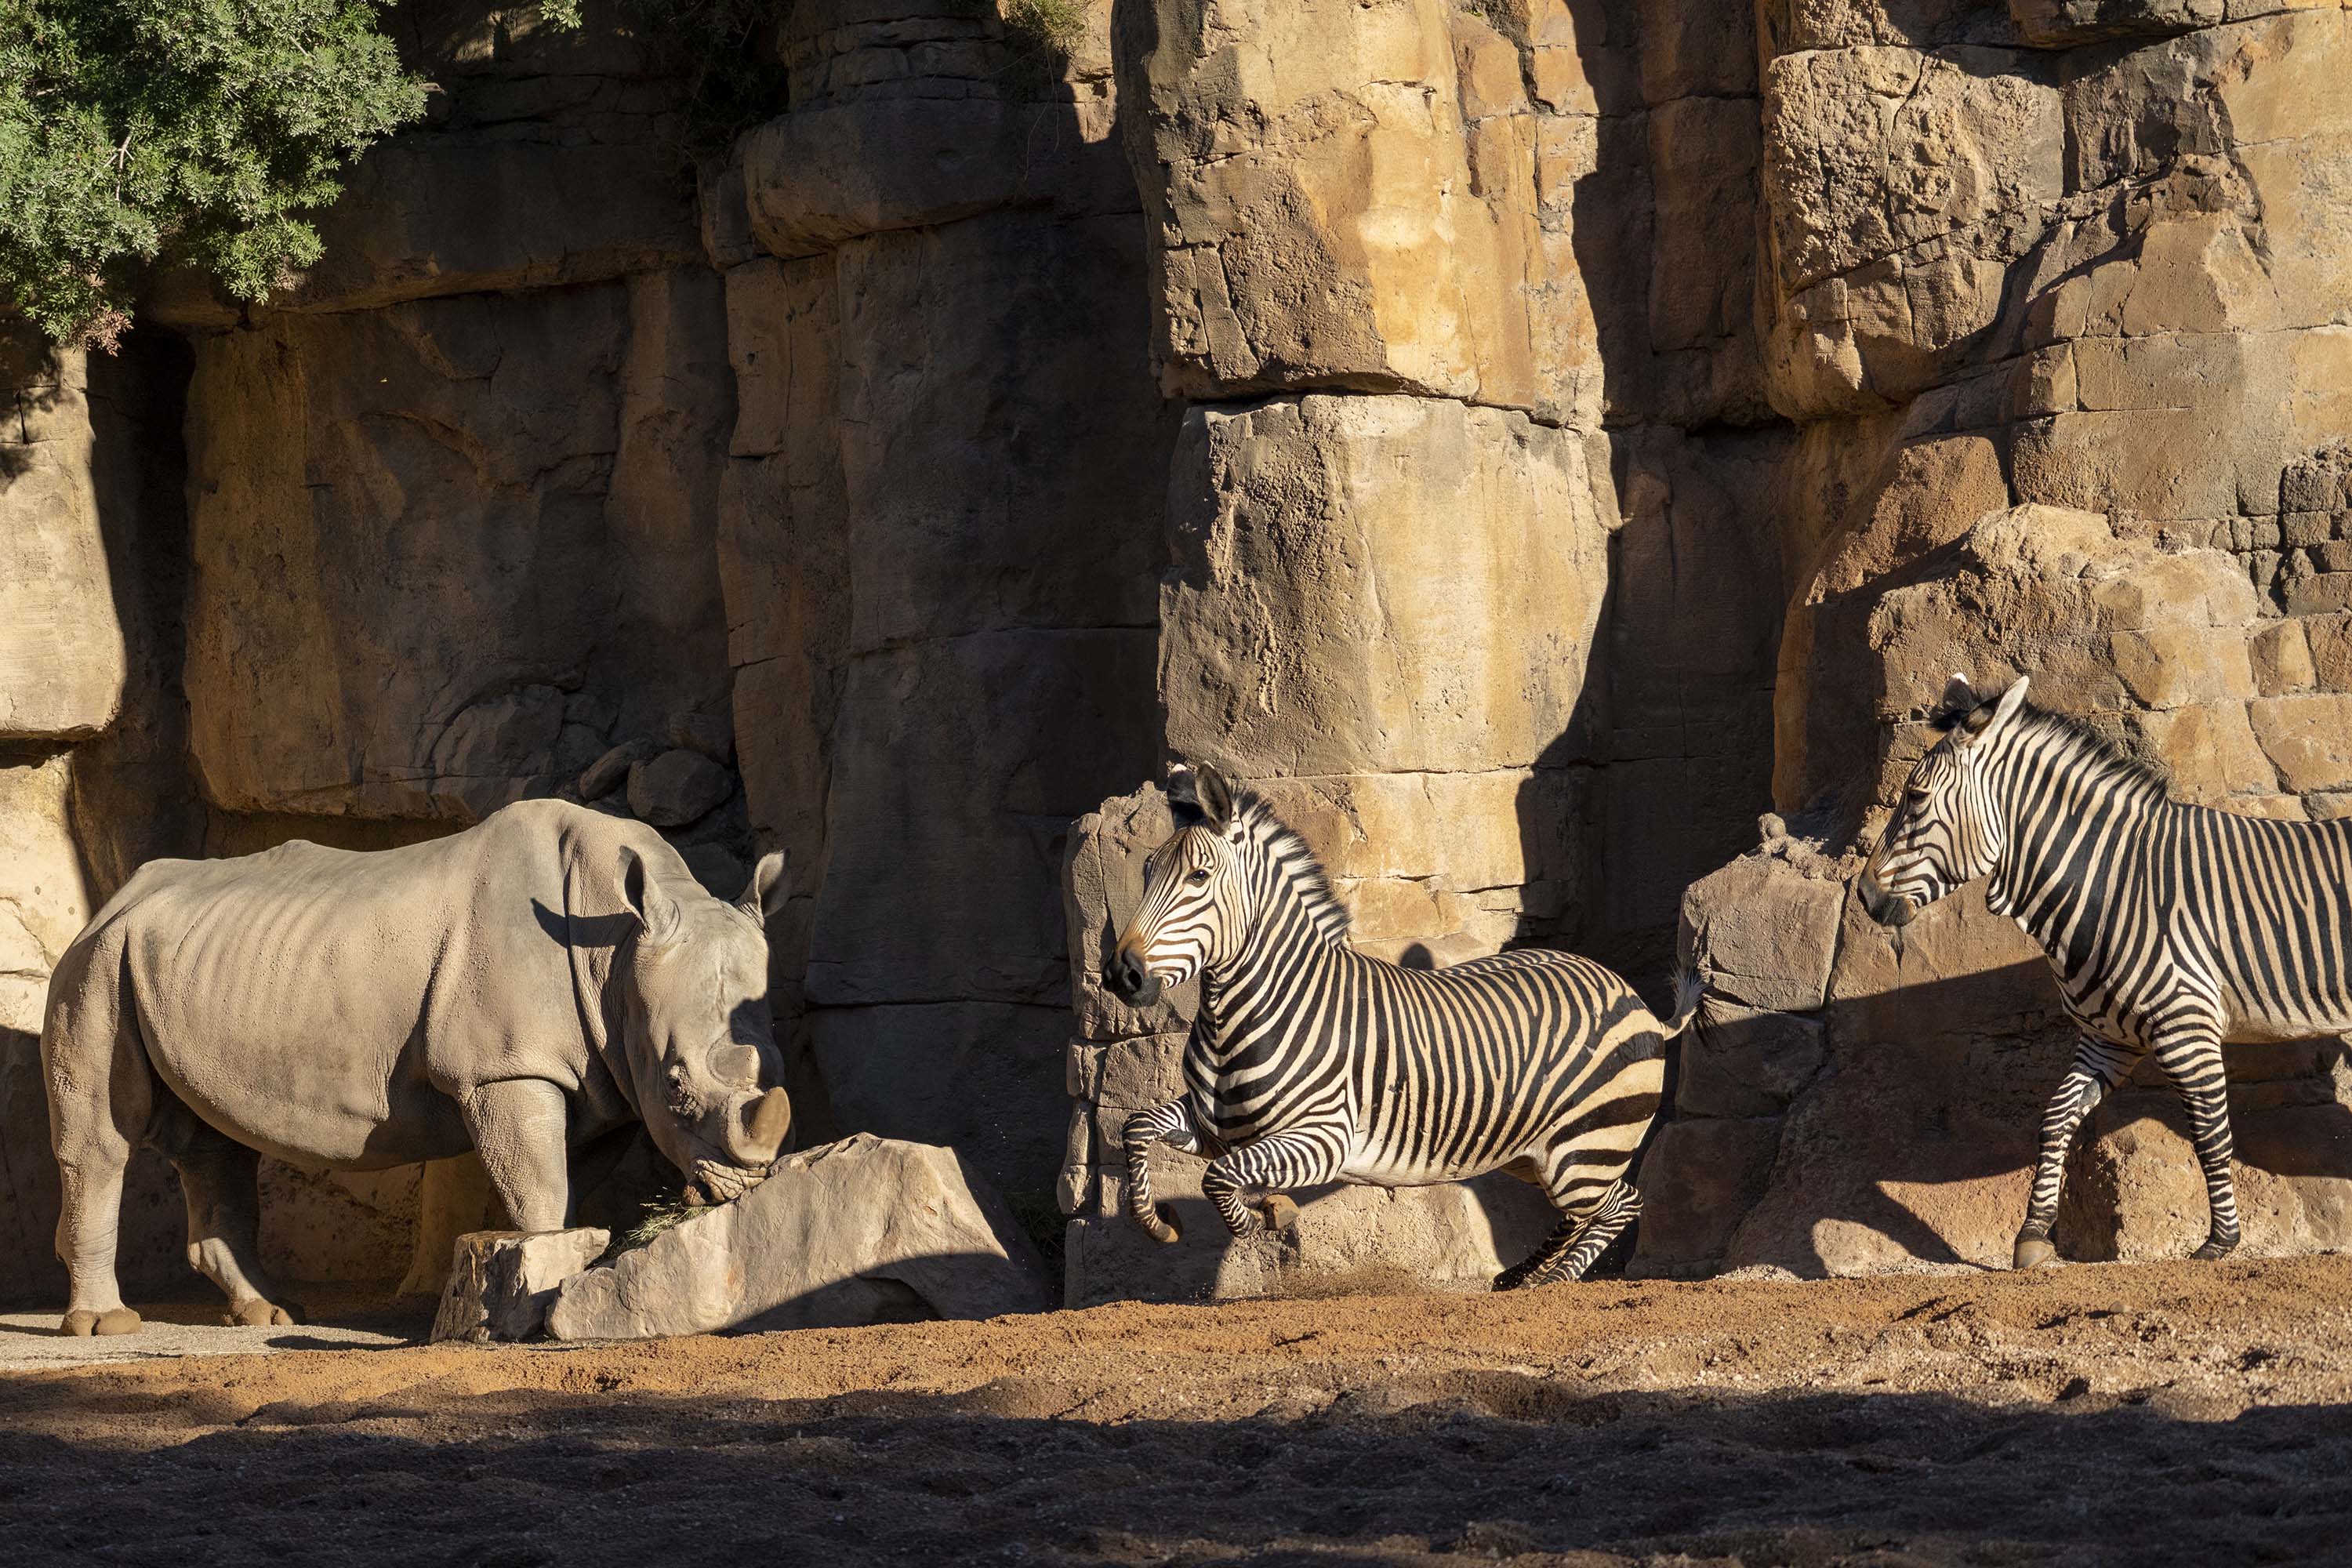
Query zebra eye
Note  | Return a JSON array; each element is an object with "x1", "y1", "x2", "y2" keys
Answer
[{"x1": 1187, "y1": 869, "x2": 1210, "y2": 885}]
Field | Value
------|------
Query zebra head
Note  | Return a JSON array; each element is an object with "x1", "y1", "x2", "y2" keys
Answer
[
  {"x1": 1103, "y1": 762, "x2": 1252, "y2": 1007},
  {"x1": 1858, "y1": 674, "x2": 2033, "y2": 927}
]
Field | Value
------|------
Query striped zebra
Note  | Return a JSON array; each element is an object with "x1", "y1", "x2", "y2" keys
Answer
[
  {"x1": 1859, "y1": 673, "x2": 2352, "y2": 1268},
  {"x1": 1102, "y1": 763, "x2": 1700, "y2": 1290}
]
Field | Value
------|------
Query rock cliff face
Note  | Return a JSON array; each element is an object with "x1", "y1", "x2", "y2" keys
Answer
[{"x1": 3, "y1": 0, "x2": 2350, "y2": 1301}]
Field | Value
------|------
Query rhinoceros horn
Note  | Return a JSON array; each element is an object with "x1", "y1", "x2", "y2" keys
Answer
[{"x1": 742, "y1": 1086, "x2": 793, "y2": 1161}]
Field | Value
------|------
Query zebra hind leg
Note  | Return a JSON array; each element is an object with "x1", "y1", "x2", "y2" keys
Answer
[
  {"x1": 2151, "y1": 1027, "x2": 2242, "y2": 1261},
  {"x1": 1122, "y1": 1099, "x2": 1200, "y2": 1245},
  {"x1": 1495, "y1": 1178, "x2": 1639, "y2": 1291},
  {"x1": 1200, "y1": 1128, "x2": 1343, "y2": 1239}
]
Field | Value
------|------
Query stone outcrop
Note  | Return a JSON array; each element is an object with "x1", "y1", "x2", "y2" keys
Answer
[
  {"x1": 546, "y1": 1135, "x2": 1051, "y2": 1338},
  {"x1": 1644, "y1": 501, "x2": 2352, "y2": 1276},
  {"x1": 0, "y1": 326, "x2": 124, "y2": 740},
  {"x1": 430, "y1": 1227, "x2": 610, "y2": 1344}
]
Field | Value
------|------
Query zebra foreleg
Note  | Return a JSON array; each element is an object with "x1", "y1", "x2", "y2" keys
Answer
[
  {"x1": 2015, "y1": 1035, "x2": 2143, "y2": 1269},
  {"x1": 1200, "y1": 1129, "x2": 1344, "y2": 1239},
  {"x1": 1123, "y1": 1099, "x2": 1204, "y2": 1245},
  {"x1": 1496, "y1": 1177, "x2": 1639, "y2": 1290},
  {"x1": 2151, "y1": 1026, "x2": 2242, "y2": 1261}
]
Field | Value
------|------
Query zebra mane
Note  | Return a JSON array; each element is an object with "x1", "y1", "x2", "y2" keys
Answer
[
  {"x1": 2003, "y1": 702, "x2": 2173, "y2": 795},
  {"x1": 1229, "y1": 789, "x2": 1353, "y2": 943}
]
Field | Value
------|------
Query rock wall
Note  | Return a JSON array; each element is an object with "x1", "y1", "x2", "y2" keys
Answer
[
  {"x1": 8, "y1": 0, "x2": 2352, "y2": 1306},
  {"x1": 1675, "y1": 3, "x2": 2352, "y2": 1274}
]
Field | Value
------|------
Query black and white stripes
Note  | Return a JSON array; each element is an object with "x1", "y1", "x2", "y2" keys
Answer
[
  {"x1": 1105, "y1": 763, "x2": 1699, "y2": 1290},
  {"x1": 1860, "y1": 673, "x2": 2352, "y2": 1267}
]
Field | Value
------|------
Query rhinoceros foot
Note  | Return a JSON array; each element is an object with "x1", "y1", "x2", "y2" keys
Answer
[
  {"x1": 224, "y1": 1297, "x2": 302, "y2": 1328},
  {"x1": 62, "y1": 1307, "x2": 142, "y2": 1338}
]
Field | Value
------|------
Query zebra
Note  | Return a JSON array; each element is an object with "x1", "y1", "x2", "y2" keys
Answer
[
  {"x1": 1859, "y1": 672, "x2": 2352, "y2": 1269},
  {"x1": 1102, "y1": 761, "x2": 1701, "y2": 1290}
]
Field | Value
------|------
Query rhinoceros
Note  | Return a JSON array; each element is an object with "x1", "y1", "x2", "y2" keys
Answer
[{"x1": 38, "y1": 799, "x2": 795, "y2": 1336}]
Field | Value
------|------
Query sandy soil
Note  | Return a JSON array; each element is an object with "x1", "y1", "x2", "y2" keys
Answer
[{"x1": 5, "y1": 1258, "x2": 2352, "y2": 1566}]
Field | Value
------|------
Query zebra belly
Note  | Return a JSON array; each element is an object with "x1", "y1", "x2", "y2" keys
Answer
[{"x1": 1334, "y1": 1148, "x2": 1523, "y2": 1187}]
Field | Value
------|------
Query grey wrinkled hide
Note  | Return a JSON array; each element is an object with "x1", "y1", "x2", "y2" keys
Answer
[{"x1": 39, "y1": 800, "x2": 792, "y2": 1335}]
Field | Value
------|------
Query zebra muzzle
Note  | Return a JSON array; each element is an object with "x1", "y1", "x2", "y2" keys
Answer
[
  {"x1": 1857, "y1": 874, "x2": 1915, "y2": 928},
  {"x1": 1104, "y1": 951, "x2": 1163, "y2": 1007}
]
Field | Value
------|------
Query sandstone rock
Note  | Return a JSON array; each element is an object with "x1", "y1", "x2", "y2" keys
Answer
[
  {"x1": 430, "y1": 1228, "x2": 611, "y2": 1344},
  {"x1": 0, "y1": 755, "x2": 90, "y2": 1035},
  {"x1": 396, "y1": 1154, "x2": 503, "y2": 1301},
  {"x1": 1679, "y1": 1004, "x2": 1828, "y2": 1120},
  {"x1": 1682, "y1": 854, "x2": 1846, "y2": 1014},
  {"x1": 1160, "y1": 394, "x2": 1611, "y2": 779},
  {"x1": 1631, "y1": 1118, "x2": 1784, "y2": 1279},
  {"x1": 0, "y1": 325, "x2": 124, "y2": 739},
  {"x1": 577, "y1": 739, "x2": 655, "y2": 801},
  {"x1": 1063, "y1": 1167, "x2": 1559, "y2": 1308},
  {"x1": 628, "y1": 749, "x2": 734, "y2": 827},
  {"x1": 2007, "y1": 0, "x2": 2217, "y2": 47},
  {"x1": 677, "y1": 842, "x2": 750, "y2": 898},
  {"x1": 1114, "y1": 0, "x2": 1574, "y2": 418},
  {"x1": 669, "y1": 708, "x2": 735, "y2": 766},
  {"x1": 1759, "y1": 45, "x2": 2062, "y2": 418},
  {"x1": 181, "y1": 275, "x2": 734, "y2": 822},
  {"x1": 546, "y1": 1135, "x2": 1048, "y2": 1338}
]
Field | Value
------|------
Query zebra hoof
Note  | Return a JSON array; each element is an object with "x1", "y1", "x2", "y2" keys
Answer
[
  {"x1": 1254, "y1": 1195, "x2": 1300, "y2": 1233},
  {"x1": 1144, "y1": 1205, "x2": 1182, "y2": 1245},
  {"x1": 2013, "y1": 1235, "x2": 2057, "y2": 1271},
  {"x1": 2191, "y1": 1233, "x2": 2239, "y2": 1261}
]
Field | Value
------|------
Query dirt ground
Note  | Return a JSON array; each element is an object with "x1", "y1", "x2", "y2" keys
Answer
[{"x1": 4, "y1": 1258, "x2": 2352, "y2": 1566}]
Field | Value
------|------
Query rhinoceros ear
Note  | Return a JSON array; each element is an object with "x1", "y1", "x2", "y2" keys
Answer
[
  {"x1": 622, "y1": 846, "x2": 683, "y2": 949},
  {"x1": 737, "y1": 851, "x2": 789, "y2": 922}
]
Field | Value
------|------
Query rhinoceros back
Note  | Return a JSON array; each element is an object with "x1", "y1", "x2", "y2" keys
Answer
[{"x1": 94, "y1": 804, "x2": 599, "y2": 1170}]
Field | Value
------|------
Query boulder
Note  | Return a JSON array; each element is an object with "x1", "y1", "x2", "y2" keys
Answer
[
  {"x1": 431, "y1": 1228, "x2": 611, "y2": 1344},
  {"x1": 546, "y1": 1135, "x2": 1050, "y2": 1339},
  {"x1": 578, "y1": 739, "x2": 655, "y2": 802},
  {"x1": 1062, "y1": 1166, "x2": 1561, "y2": 1308},
  {"x1": 627, "y1": 749, "x2": 734, "y2": 827},
  {"x1": 0, "y1": 325, "x2": 123, "y2": 740}
]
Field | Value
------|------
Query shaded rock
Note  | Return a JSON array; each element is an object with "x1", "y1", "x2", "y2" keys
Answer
[
  {"x1": 395, "y1": 1154, "x2": 503, "y2": 1301},
  {"x1": 677, "y1": 841, "x2": 748, "y2": 898},
  {"x1": 430, "y1": 1227, "x2": 610, "y2": 1344},
  {"x1": 1632, "y1": 1118, "x2": 1785, "y2": 1279},
  {"x1": 577, "y1": 739, "x2": 655, "y2": 802},
  {"x1": 1063, "y1": 1167, "x2": 1559, "y2": 1308},
  {"x1": 546, "y1": 1134, "x2": 1049, "y2": 1339},
  {"x1": 628, "y1": 749, "x2": 733, "y2": 827},
  {"x1": 669, "y1": 708, "x2": 735, "y2": 766}
]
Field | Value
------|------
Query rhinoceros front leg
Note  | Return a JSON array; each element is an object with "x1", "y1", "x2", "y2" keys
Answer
[
  {"x1": 460, "y1": 1078, "x2": 572, "y2": 1233},
  {"x1": 154, "y1": 1098, "x2": 303, "y2": 1327}
]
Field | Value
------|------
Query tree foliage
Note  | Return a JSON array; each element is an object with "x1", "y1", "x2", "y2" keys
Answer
[{"x1": 0, "y1": 0, "x2": 424, "y2": 347}]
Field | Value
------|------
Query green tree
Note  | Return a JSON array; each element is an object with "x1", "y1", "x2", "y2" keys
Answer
[{"x1": 0, "y1": 0, "x2": 426, "y2": 348}]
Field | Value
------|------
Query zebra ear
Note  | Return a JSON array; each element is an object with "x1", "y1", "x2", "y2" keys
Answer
[
  {"x1": 1962, "y1": 677, "x2": 2031, "y2": 738},
  {"x1": 1166, "y1": 760, "x2": 1198, "y2": 807},
  {"x1": 1986, "y1": 677, "x2": 2032, "y2": 732},
  {"x1": 1192, "y1": 763, "x2": 1239, "y2": 833},
  {"x1": 1939, "y1": 673, "x2": 1977, "y2": 717}
]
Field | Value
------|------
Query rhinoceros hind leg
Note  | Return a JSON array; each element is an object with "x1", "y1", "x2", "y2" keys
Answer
[
  {"x1": 60, "y1": 1307, "x2": 142, "y2": 1338},
  {"x1": 160, "y1": 1103, "x2": 302, "y2": 1328},
  {"x1": 225, "y1": 1298, "x2": 299, "y2": 1328}
]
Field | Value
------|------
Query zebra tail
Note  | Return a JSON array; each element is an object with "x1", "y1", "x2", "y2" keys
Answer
[{"x1": 1660, "y1": 962, "x2": 1704, "y2": 1039}]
